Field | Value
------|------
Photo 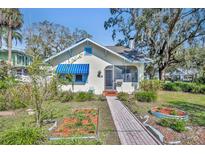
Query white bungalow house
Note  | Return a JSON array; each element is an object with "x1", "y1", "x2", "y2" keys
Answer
[{"x1": 45, "y1": 38, "x2": 151, "y2": 94}]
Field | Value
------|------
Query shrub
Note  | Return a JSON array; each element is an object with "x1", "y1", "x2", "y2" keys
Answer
[
  {"x1": 117, "y1": 92, "x2": 129, "y2": 102},
  {"x1": 59, "y1": 91, "x2": 74, "y2": 103},
  {"x1": 163, "y1": 82, "x2": 181, "y2": 91},
  {"x1": 140, "y1": 80, "x2": 161, "y2": 92},
  {"x1": 175, "y1": 82, "x2": 193, "y2": 92},
  {"x1": 75, "y1": 92, "x2": 94, "y2": 102},
  {"x1": 2, "y1": 83, "x2": 32, "y2": 110},
  {"x1": 170, "y1": 119, "x2": 186, "y2": 132},
  {"x1": 158, "y1": 118, "x2": 170, "y2": 127},
  {"x1": 134, "y1": 91, "x2": 157, "y2": 102},
  {"x1": 0, "y1": 126, "x2": 46, "y2": 145},
  {"x1": 162, "y1": 81, "x2": 205, "y2": 94},
  {"x1": 0, "y1": 77, "x2": 18, "y2": 90},
  {"x1": 158, "y1": 118, "x2": 186, "y2": 133}
]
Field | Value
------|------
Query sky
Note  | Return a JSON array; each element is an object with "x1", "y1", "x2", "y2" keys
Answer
[{"x1": 19, "y1": 8, "x2": 118, "y2": 49}]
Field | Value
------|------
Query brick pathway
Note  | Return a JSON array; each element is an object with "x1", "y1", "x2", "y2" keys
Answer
[{"x1": 106, "y1": 96, "x2": 162, "y2": 145}]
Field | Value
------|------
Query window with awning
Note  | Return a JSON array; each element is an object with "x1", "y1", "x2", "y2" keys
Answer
[{"x1": 56, "y1": 64, "x2": 89, "y2": 83}]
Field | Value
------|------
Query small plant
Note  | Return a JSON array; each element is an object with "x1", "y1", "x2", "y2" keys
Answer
[
  {"x1": 135, "y1": 91, "x2": 157, "y2": 102},
  {"x1": 117, "y1": 92, "x2": 129, "y2": 102},
  {"x1": 75, "y1": 121, "x2": 83, "y2": 127},
  {"x1": 155, "y1": 107, "x2": 162, "y2": 112},
  {"x1": 59, "y1": 91, "x2": 74, "y2": 103},
  {"x1": 158, "y1": 118, "x2": 186, "y2": 133},
  {"x1": 75, "y1": 92, "x2": 94, "y2": 102},
  {"x1": 0, "y1": 126, "x2": 46, "y2": 145},
  {"x1": 158, "y1": 118, "x2": 170, "y2": 127},
  {"x1": 170, "y1": 110, "x2": 177, "y2": 115},
  {"x1": 170, "y1": 119, "x2": 186, "y2": 132}
]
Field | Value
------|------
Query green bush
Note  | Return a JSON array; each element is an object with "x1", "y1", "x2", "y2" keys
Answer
[
  {"x1": 158, "y1": 118, "x2": 170, "y2": 127},
  {"x1": 170, "y1": 119, "x2": 186, "y2": 132},
  {"x1": 59, "y1": 91, "x2": 74, "y2": 103},
  {"x1": 75, "y1": 92, "x2": 94, "y2": 102},
  {"x1": 117, "y1": 92, "x2": 129, "y2": 102},
  {"x1": 2, "y1": 84, "x2": 32, "y2": 110},
  {"x1": 158, "y1": 118, "x2": 186, "y2": 132},
  {"x1": 0, "y1": 77, "x2": 18, "y2": 90},
  {"x1": 175, "y1": 82, "x2": 193, "y2": 92},
  {"x1": 162, "y1": 81, "x2": 205, "y2": 94},
  {"x1": 134, "y1": 91, "x2": 157, "y2": 102},
  {"x1": 0, "y1": 126, "x2": 46, "y2": 145},
  {"x1": 140, "y1": 80, "x2": 161, "y2": 92},
  {"x1": 163, "y1": 82, "x2": 181, "y2": 91}
]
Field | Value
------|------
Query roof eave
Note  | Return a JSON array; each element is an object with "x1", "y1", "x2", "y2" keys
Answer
[{"x1": 44, "y1": 38, "x2": 150, "y2": 64}]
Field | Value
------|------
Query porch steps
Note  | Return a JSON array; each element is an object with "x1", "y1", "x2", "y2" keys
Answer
[{"x1": 103, "y1": 90, "x2": 118, "y2": 96}]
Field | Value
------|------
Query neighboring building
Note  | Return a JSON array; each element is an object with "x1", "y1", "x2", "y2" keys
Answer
[
  {"x1": 45, "y1": 38, "x2": 151, "y2": 94},
  {"x1": 0, "y1": 49, "x2": 32, "y2": 76},
  {"x1": 165, "y1": 68, "x2": 198, "y2": 82}
]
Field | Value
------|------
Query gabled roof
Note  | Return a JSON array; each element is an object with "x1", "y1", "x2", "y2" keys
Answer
[{"x1": 45, "y1": 38, "x2": 151, "y2": 64}]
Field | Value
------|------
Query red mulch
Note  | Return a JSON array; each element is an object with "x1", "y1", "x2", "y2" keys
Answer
[{"x1": 152, "y1": 107, "x2": 186, "y2": 116}]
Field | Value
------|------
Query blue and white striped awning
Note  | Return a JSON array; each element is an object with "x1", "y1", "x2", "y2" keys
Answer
[{"x1": 56, "y1": 64, "x2": 89, "y2": 74}]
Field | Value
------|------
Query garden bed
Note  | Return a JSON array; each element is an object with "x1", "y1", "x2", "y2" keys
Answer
[
  {"x1": 147, "y1": 116, "x2": 205, "y2": 144},
  {"x1": 151, "y1": 107, "x2": 189, "y2": 120},
  {"x1": 50, "y1": 108, "x2": 99, "y2": 140}
]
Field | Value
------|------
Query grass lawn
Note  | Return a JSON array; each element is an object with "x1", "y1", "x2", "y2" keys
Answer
[
  {"x1": 123, "y1": 91, "x2": 205, "y2": 126},
  {"x1": 0, "y1": 100, "x2": 120, "y2": 145}
]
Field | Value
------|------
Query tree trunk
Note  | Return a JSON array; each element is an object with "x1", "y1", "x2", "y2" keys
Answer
[
  {"x1": 159, "y1": 68, "x2": 165, "y2": 80},
  {"x1": 7, "y1": 28, "x2": 12, "y2": 69},
  {"x1": 0, "y1": 36, "x2": 2, "y2": 49},
  {"x1": 36, "y1": 107, "x2": 41, "y2": 127}
]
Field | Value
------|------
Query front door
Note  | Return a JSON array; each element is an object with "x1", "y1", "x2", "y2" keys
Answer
[{"x1": 105, "y1": 69, "x2": 113, "y2": 89}]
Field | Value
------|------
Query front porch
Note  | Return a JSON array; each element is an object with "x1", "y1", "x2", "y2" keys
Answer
[{"x1": 104, "y1": 65, "x2": 139, "y2": 94}]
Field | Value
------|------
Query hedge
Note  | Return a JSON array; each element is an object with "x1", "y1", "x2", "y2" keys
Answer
[{"x1": 162, "y1": 81, "x2": 205, "y2": 94}]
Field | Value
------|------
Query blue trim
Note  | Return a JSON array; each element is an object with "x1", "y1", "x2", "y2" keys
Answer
[{"x1": 151, "y1": 111, "x2": 189, "y2": 120}]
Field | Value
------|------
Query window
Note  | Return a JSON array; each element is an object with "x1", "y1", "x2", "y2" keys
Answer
[
  {"x1": 17, "y1": 55, "x2": 21, "y2": 64},
  {"x1": 84, "y1": 46, "x2": 92, "y2": 55},
  {"x1": 75, "y1": 74, "x2": 83, "y2": 82}
]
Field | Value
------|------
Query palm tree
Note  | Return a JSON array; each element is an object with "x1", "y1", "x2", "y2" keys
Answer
[
  {"x1": 1, "y1": 9, "x2": 23, "y2": 66},
  {"x1": 0, "y1": 28, "x2": 23, "y2": 47}
]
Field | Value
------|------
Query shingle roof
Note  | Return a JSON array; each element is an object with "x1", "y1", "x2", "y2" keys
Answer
[{"x1": 106, "y1": 46, "x2": 152, "y2": 63}]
